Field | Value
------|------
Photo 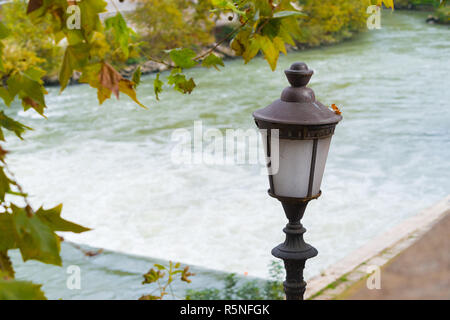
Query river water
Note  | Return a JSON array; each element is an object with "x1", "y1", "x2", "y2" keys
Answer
[{"x1": 6, "y1": 11, "x2": 450, "y2": 294}]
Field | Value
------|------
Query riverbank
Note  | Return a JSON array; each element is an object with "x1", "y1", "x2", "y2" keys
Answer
[
  {"x1": 11, "y1": 241, "x2": 253, "y2": 300},
  {"x1": 43, "y1": 8, "x2": 448, "y2": 87},
  {"x1": 306, "y1": 195, "x2": 450, "y2": 300},
  {"x1": 395, "y1": 0, "x2": 450, "y2": 24}
]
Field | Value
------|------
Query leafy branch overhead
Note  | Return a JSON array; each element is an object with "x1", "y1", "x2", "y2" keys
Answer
[
  {"x1": 145, "y1": 0, "x2": 306, "y2": 99},
  {"x1": 9, "y1": 0, "x2": 305, "y2": 107}
]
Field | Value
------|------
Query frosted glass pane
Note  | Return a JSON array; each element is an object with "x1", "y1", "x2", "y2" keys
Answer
[
  {"x1": 312, "y1": 137, "x2": 332, "y2": 195},
  {"x1": 272, "y1": 139, "x2": 313, "y2": 198},
  {"x1": 259, "y1": 130, "x2": 269, "y2": 167}
]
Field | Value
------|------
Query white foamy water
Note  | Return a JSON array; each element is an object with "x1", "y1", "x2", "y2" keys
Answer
[{"x1": 5, "y1": 12, "x2": 449, "y2": 279}]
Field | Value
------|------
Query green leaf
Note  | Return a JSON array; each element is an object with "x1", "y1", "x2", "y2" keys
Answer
[
  {"x1": 5, "y1": 75, "x2": 47, "y2": 116},
  {"x1": 20, "y1": 76, "x2": 47, "y2": 115},
  {"x1": 179, "y1": 78, "x2": 196, "y2": 94},
  {"x1": 168, "y1": 71, "x2": 196, "y2": 94},
  {"x1": 154, "y1": 73, "x2": 163, "y2": 101},
  {"x1": 139, "y1": 294, "x2": 162, "y2": 300},
  {"x1": 60, "y1": 44, "x2": 90, "y2": 92},
  {"x1": 260, "y1": 18, "x2": 282, "y2": 39},
  {"x1": 0, "y1": 214, "x2": 17, "y2": 251},
  {"x1": 254, "y1": 0, "x2": 273, "y2": 17},
  {"x1": 142, "y1": 268, "x2": 164, "y2": 284},
  {"x1": 0, "y1": 166, "x2": 12, "y2": 201},
  {"x1": 255, "y1": 35, "x2": 279, "y2": 71},
  {"x1": 169, "y1": 48, "x2": 198, "y2": 69},
  {"x1": 231, "y1": 29, "x2": 251, "y2": 56},
  {"x1": 0, "y1": 111, "x2": 32, "y2": 140},
  {"x1": 242, "y1": 37, "x2": 261, "y2": 64},
  {"x1": 12, "y1": 205, "x2": 62, "y2": 266},
  {"x1": 202, "y1": 54, "x2": 224, "y2": 71},
  {"x1": 273, "y1": 36, "x2": 287, "y2": 55},
  {"x1": 24, "y1": 67, "x2": 46, "y2": 83},
  {"x1": 77, "y1": 0, "x2": 108, "y2": 38},
  {"x1": 273, "y1": 11, "x2": 305, "y2": 19},
  {"x1": 6, "y1": 74, "x2": 22, "y2": 100},
  {"x1": 0, "y1": 21, "x2": 11, "y2": 39},
  {"x1": 36, "y1": 204, "x2": 90, "y2": 234},
  {"x1": 105, "y1": 12, "x2": 130, "y2": 58},
  {"x1": 0, "y1": 280, "x2": 46, "y2": 300},
  {"x1": 132, "y1": 67, "x2": 142, "y2": 88},
  {"x1": 277, "y1": 22, "x2": 296, "y2": 46},
  {"x1": 211, "y1": 0, "x2": 246, "y2": 15},
  {"x1": 0, "y1": 87, "x2": 13, "y2": 107}
]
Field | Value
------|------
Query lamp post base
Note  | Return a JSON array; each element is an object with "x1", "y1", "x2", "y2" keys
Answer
[{"x1": 271, "y1": 200, "x2": 318, "y2": 300}]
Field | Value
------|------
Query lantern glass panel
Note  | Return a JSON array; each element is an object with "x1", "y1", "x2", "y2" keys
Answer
[
  {"x1": 312, "y1": 137, "x2": 332, "y2": 195},
  {"x1": 272, "y1": 139, "x2": 313, "y2": 198},
  {"x1": 262, "y1": 135, "x2": 332, "y2": 198}
]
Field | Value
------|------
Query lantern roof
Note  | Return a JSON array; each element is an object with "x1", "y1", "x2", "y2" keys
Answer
[{"x1": 253, "y1": 62, "x2": 342, "y2": 126}]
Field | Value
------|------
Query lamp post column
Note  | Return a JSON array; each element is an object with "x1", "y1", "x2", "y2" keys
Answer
[{"x1": 271, "y1": 200, "x2": 317, "y2": 300}]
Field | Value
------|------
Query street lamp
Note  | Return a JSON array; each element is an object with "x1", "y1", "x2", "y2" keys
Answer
[{"x1": 253, "y1": 62, "x2": 342, "y2": 300}]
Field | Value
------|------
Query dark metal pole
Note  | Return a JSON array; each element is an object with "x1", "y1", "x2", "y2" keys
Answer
[{"x1": 271, "y1": 201, "x2": 318, "y2": 300}]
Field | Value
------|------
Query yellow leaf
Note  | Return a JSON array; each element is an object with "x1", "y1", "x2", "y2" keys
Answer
[
  {"x1": 273, "y1": 37, "x2": 287, "y2": 55},
  {"x1": 377, "y1": 0, "x2": 394, "y2": 9},
  {"x1": 119, "y1": 80, "x2": 147, "y2": 109},
  {"x1": 256, "y1": 35, "x2": 279, "y2": 71},
  {"x1": 97, "y1": 87, "x2": 112, "y2": 105},
  {"x1": 242, "y1": 37, "x2": 261, "y2": 63}
]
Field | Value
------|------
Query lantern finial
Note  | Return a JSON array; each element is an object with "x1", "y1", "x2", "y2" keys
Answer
[{"x1": 285, "y1": 62, "x2": 313, "y2": 88}]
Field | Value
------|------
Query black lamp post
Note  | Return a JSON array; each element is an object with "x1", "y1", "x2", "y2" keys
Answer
[{"x1": 253, "y1": 62, "x2": 342, "y2": 300}]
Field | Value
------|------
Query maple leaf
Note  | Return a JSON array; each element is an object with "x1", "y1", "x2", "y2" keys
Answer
[
  {"x1": 0, "y1": 279, "x2": 47, "y2": 300},
  {"x1": 22, "y1": 97, "x2": 45, "y2": 116},
  {"x1": 201, "y1": 54, "x2": 224, "y2": 71},
  {"x1": 36, "y1": 204, "x2": 90, "y2": 234},
  {"x1": 119, "y1": 79, "x2": 147, "y2": 109},
  {"x1": 99, "y1": 62, "x2": 122, "y2": 99}
]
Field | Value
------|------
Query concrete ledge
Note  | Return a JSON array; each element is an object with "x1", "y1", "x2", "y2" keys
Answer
[{"x1": 305, "y1": 195, "x2": 450, "y2": 299}]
